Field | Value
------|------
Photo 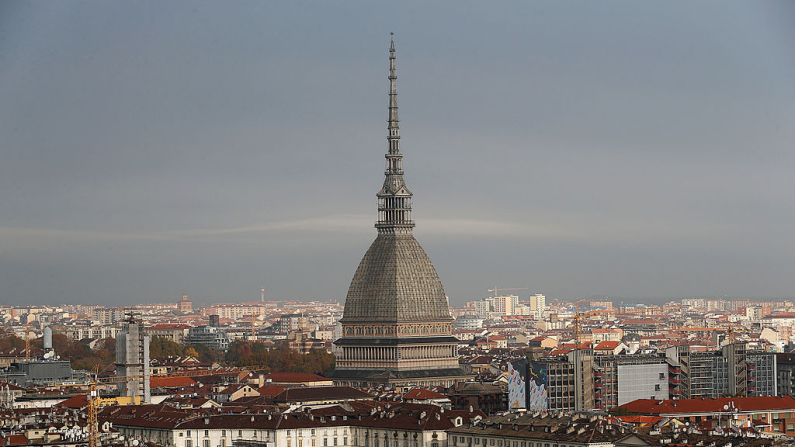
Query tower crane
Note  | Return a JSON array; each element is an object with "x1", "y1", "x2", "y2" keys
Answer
[
  {"x1": 24, "y1": 326, "x2": 33, "y2": 361},
  {"x1": 487, "y1": 287, "x2": 528, "y2": 296}
]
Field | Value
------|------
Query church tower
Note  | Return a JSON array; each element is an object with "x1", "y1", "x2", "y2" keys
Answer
[{"x1": 331, "y1": 37, "x2": 470, "y2": 388}]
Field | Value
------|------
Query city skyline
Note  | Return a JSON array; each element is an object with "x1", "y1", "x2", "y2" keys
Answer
[{"x1": 1, "y1": 2, "x2": 794, "y2": 307}]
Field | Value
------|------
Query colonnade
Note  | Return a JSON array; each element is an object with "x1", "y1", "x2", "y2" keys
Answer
[{"x1": 343, "y1": 344, "x2": 456, "y2": 361}]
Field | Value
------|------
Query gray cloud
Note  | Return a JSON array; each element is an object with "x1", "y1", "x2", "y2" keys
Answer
[{"x1": 1, "y1": 1, "x2": 793, "y2": 306}]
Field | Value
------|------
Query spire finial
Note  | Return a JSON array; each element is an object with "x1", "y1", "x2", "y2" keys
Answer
[{"x1": 376, "y1": 35, "x2": 414, "y2": 234}]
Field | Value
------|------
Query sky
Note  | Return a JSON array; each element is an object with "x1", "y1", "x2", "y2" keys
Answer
[{"x1": 1, "y1": 1, "x2": 794, "y2": 307}]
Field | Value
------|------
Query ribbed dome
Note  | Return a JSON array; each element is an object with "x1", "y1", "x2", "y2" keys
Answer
[{"x1": 341, "y1": 233, "x2": 453, "y2": 323}]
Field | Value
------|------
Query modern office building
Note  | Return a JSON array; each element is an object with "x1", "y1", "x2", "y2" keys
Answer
[
  {"x1": 185, "y1": 326, "x2": 231, "y2": 351},
  {"x1": 593, "y1": 352, "x2": 668, "y2": 410},
  {"x1": 666, "y1": 343, "x2": 775, "y2": 399}
]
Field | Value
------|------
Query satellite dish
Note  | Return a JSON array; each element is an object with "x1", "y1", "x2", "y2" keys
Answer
[{"x1": 133, "y1": 440, "x2": 140, "y2": 446}]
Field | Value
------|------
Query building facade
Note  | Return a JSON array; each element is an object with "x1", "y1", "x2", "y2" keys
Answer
[{"x1": 185, "y1": 326, "x2": 231, "y2": 351}]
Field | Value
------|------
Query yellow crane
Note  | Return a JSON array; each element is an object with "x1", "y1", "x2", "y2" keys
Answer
[
  {"x1": 550, "y1": 307, "x2": 615, "y2": 345},
  {"x1": 24, "y1": 327, "x2": 33, "y2": 361}
]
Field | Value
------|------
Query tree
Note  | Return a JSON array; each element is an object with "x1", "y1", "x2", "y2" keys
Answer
[
  {"x1": 224, "y1": 341, "x2": 335, "y2": 376},
  {"x1": 149, "y1": 336, "x2": 186, "y2": 358}
]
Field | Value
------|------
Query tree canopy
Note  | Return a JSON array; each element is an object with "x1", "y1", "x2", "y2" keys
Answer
[{"x1": 225, "y1": 340, "x2": 335, "y2": 376}]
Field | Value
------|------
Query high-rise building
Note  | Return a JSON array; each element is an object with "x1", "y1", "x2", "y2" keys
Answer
[
  {"x1": 492, "y1": 295, "x2": 518, "y2": 316},
  {"x1": 529, "y1": 294, "x2": 546, "y2": 315},
  {"x1": 115, "y1": 315, "x2": 151, "y2": 404},
  {"x1": 473, "y1": 300, "x2": 492, "y2": 318},
  {"x1": 538, "y1": 348, "x2": 594, "y2": 412},
  {"x1": 593, "y1": 353, "x2": 668, "y2": 410},
  {"x1": 665, "y1": 343, "x2": 776, "y2": 399},
  {"x1": 331, "y1": 38, "x2": 470, "y2": 388}
]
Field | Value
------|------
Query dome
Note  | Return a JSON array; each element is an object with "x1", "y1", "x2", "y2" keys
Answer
[{"x1": 341, "y1": 233, "x2": 452, "y2": 324}]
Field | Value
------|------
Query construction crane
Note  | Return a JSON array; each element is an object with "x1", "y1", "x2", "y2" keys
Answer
[
  {"x1": 487, "y1": 287, "x2": 528, "y2": 297},
  {"x1": 24, "y1": 326, "x2": 33, "y2": 361},
  {"x1": 549, "y1": 307, "x2": 615, "y2": 345}
]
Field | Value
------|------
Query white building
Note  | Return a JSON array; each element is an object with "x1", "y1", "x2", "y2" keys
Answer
[
  {"x1": 103, "y1": 402, "x2": 482, "y2": 447},
  {"x1": 529, "y1": 294, "x2": 546, "y2": 316}
]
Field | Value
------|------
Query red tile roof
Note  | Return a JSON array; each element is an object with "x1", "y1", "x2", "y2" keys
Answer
[
  {"x1": 403, "y1": 388, "x2": 447, "y2": 400},
  {"x1": 265, "y1": 372, "x2": 329, "y2": 383},
  {"x1": 56, "y1": 394, "x2": 89, "y2": 409},
  {"x1": 594, "y1": 341, "x2": 621, "y2": 350},
  {"x1": 150, "y1": 376, "x2": 197, "y2": 388},
  {"x1": 615, "y1": 396, "x2": 795, "y2": 415},
  {"x1": 0, "y1": 435, "x2": 28, "y2": 446},
  {"x1": 257, "y1": 384, "x2": 288, "y2": 397}
]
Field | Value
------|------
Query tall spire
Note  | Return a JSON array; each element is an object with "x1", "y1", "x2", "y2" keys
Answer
[{"x1": 376, "y1": 34, "x2": 414, "y2": 234}]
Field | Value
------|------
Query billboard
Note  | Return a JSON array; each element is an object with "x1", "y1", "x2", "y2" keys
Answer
[
  {"x1": 508, "y1": 359, "x2": 527, "y2": 410},
  {"x1": 527, "y1": 362, "x2": 548, "y2": 411}
]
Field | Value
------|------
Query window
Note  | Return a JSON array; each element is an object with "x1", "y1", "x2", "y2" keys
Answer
[
  {"x1": 239, "y1": 431, "x2": 242, "y2": 437},
  {"x1": 334, "y1": 439, "x2": 338, "y2": 446},
  {"x1": 186, "y1": 441, "x2": 192, "y2": 447},
  {"x1": 312, "y1": 430, "x2": 316, "y2": 436},
  {"x1": 490, "y1": 440, "x2": 495, "y2": 446},
  {"x1": 180, "y1": 433, "x2": 184, "y2": 438},
  {"x1": 344, "y1": 438, "x2": 347, "y2": 445},
  {"x1": 203, "y1": 440, "x2": 210, "y2": 447},
  {"x1": 222, "y1": 431, "x2": 226, "y2": 437},
  {"x1": 324, "y1": 438, "x2": 328, "y2": 446},
  {"x1": 475, "y1": 440, "x2": 480, "y2": 445},
  {"x1": 222, "y1": 440, "x2": 227, "y2": 447},
  {"x1": 205, "y1": 431, "x2": 209, "y2": 437}
]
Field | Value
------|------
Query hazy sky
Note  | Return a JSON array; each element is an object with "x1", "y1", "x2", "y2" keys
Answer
[{"x1": 2, "y1": 1, "x2": 794, "y2": 307}]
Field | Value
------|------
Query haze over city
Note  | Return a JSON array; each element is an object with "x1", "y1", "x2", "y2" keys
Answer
[{"x1": 2, "y1": 1, "x2": 794, "y2": 307}]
